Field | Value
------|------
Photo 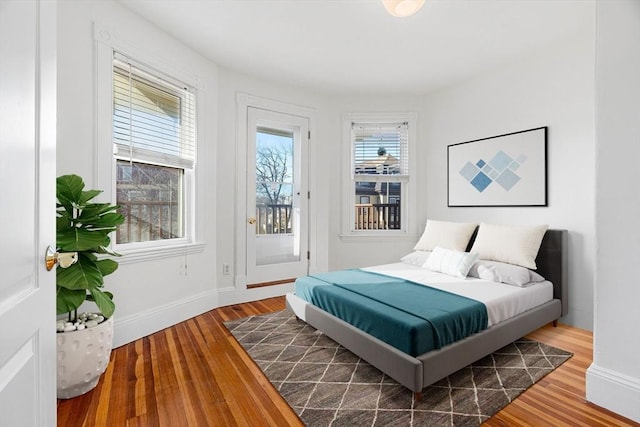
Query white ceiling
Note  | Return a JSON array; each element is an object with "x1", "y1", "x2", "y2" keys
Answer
[{"x1": 118, "y1": 0, "x2": 593, "y2": 95}]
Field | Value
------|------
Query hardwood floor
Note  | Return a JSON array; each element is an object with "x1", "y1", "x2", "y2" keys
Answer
[{"x1": 57, "y1": 297, "x2": 638, "y2": 427}]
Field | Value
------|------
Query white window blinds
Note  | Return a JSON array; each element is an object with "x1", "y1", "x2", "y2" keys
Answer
[
  {"x1": 113, "y1": 53, "x2": 196, "y2": 169},
  {"x1": 352, "y1": 122, "x2": 409, "y2": 180}
]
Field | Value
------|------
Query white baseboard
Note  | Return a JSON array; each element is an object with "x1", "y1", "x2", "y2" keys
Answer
[
  {"x1": 586, "y1": 363, "x2": 640, "y2": 423},
  {"x1": 112, "y1": 289, "x2": 218, "y2": 348},
  {"x1": 112, "y1": 283, "x2": 295, "y2": 348},
  {"x1": 217, "y1": 282, "x2": 295, "y2": 308}
]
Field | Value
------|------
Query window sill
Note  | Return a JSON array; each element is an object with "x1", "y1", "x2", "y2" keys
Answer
[
  {"x1": 115, "y1": 242, "x2": 207, "y2": 264},
  {"x1": 339, "y1": 233, "x2": 418, "y2": 243}
]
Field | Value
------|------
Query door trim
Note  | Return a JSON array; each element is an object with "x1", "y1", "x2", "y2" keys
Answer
[{"x1": 235, "y1": 93, "x2": 315, "y2": 290}]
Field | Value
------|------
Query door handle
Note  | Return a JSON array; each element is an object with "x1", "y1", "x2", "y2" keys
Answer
[
  {"x1": 45, "y1": 246, "x2": 78, "y2": 271},
  {"x1": 248, "y1": 218, "x2": 256, "y2": 225}
]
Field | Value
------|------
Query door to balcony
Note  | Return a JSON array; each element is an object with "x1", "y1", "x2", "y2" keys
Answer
[{"x1": 246, "y1": 107, "x2": 309, "y2": 286}]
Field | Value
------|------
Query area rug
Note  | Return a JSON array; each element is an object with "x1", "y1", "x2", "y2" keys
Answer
[{"x1": 224, "y1": 310, "x2": 572, "y2": 426}]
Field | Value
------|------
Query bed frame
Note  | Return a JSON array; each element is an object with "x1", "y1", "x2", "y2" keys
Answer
[{"x1": 285, "y1": 229, "x2": 568, "y2": 398}]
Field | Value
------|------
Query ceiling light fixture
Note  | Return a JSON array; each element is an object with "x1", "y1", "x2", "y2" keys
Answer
[{"x1": 381, "y1": 0, "x2": 426, "y2": 18}]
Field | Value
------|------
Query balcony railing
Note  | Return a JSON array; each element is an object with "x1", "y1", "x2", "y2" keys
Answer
[
  {"x1": 116, "y1": 200, "x2": 181, "y2": 244},
  {"x1": 354, "y1": 203, "x2": 401, "y2": 230},
  {"x1": 117, "y1": 200, "x2": 399, "y2": 240},
  {"x1": 256, "y1": 204, "x2": 292, "y2": 234}
]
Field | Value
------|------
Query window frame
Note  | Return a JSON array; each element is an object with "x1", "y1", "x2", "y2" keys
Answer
[
  {"x1": 113, "y1": 159, "x2": 193, "y2": 250},
  {"x1": 94, "y1": 24, "x2": 206, "y2": 263},
  {"x1": 111, "y1": 55, "x2": 195, "y2": 250},
  {"x1": 341, "y1": 112, "x2": 417, "y2": 239}
]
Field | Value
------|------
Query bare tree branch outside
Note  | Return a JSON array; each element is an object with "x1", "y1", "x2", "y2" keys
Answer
[
  {"x1": 116, "y1": 161, "x2": 183, "y2": 243},
  {"x1": 256, "y1": 144, "x2": 290, "y2": 205},
  {"x1": 255, "y1": 129, "x2": 294, "y2": 234}
]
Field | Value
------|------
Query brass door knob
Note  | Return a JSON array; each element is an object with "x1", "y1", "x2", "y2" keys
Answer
[
  {"x1": 248, "y1": 217, "x2": 256, "y2": 224},
  {"x1": 45, "y1": 246, "x2": 78, "y2": 271}
]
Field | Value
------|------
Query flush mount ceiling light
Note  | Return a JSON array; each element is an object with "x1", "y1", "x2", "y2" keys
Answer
[{"x1": 381, "y1": 0, "x2": 426, "y2": 17}]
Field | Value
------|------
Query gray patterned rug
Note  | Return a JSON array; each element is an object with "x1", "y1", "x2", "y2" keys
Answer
[{"x1": 224, "y1": 310, "x2": 572, "y2": 426}]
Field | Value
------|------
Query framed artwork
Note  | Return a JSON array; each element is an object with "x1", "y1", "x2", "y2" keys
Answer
[{"x1": 447, "y1": 127, "x2": 547, "y2": 207}]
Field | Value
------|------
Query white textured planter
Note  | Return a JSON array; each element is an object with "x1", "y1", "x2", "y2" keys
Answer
[{"x1": 56, "y1": 316, "x2": 113, "y2": 399}]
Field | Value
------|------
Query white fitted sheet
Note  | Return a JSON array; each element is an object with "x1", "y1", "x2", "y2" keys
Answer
[{"x1": 363, "y1": 263, "x2": 553, "y2": 327}]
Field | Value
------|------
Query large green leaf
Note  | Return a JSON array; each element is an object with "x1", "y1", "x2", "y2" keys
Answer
[
  {"x1": 57, "y1": 202, "x2": 74, "y2": 217},
  {"x1": 82, "y1": 252, "x2": 98, "y2": 262},
  {"x1": 86, "y1": 290, "x2": 113, "y2": 302},
  {"x1": 95, "y1": 243, "x2": 120, "y2": 257},
  {"x1": 56, "y1": 214, "x2": 73, "y2": 231},
  {"x1": 95, "y1": 259, "x2": 118, "y2": 276},
  {"x1": 89, "y1": 288, "x2": 115, "y2": 318},
  {"x1": 57, "y1": 228, "x2": 109, "y2": 251},
  {"x1": 79, "y1": 189, "x2": 102, "y2": 205},
  {"x1": 56, "y1": 254, "x2": 103, "y2": 290},
  {"x1": 85, "y1": 212, "x2": 125, "y2": 230},
  {"x1": 56, "y1": 287, "x2": 87, "y2": 315},
  {"x1": 78, "y1": 203, "x2": 120, "y2": 222},
  {"x1": 57, "y1": 175, "x2": 84, "y2": 207}
]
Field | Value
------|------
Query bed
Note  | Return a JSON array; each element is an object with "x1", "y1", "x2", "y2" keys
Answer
[{"x1": 286, "y1": 226, "x2": 567, "y2": 399}]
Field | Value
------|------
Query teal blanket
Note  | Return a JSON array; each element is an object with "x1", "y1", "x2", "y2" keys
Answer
[{"x1": 296, "y1": 269, "x2": 488, "y2": 356}]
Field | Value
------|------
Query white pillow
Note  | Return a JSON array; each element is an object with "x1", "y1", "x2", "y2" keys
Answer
[
  {"x1": 400, "y1": 250, "x2": 431, "y2": 267},
  {"x1": 469, "y1": 223, "x2": 548, "y2": 269},
  {"x1": 424, "y1": 247, "x2": 479, "y2": 278},
  {"x1": 468, "y1": 260, "x2": 546, "y2": 287},
  {"x1": 414, "y1": 220, "x2": 478, "y2": 252}
]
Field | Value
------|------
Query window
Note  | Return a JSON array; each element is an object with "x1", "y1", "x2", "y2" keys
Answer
[
  {"x1": 342, "y1": 113, "x2": 416, "y2": 236},
  {"x1": 112, "y1": 53, "x2": 196, "y2": 246},
  {"x1": 255, "y1": 126, "x2": 295, "y2": 235}
]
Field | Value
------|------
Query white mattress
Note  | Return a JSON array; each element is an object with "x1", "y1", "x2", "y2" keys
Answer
[{"x1": 362, "y1": 262, "x2": 553, "y2": 327}]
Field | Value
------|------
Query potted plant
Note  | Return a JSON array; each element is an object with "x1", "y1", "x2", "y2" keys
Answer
[{"x1": 55, "y1": 174, "x2": 124, "y2": 399}]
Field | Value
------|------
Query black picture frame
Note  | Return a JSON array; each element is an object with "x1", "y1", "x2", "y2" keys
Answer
[{"x1": 447, "y1": 127, "x2": 548, "y2": 207}]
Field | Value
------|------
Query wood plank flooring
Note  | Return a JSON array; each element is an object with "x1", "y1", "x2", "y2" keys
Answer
[{"x1": 57, "y1": 297, "x2": 638, "y2": 426}]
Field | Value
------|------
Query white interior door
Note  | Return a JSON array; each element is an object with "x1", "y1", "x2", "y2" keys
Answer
[
  {"x1": 246, "y1": 107, "x2": 309, "y2": 285},
  {"x1": 0, "y1": 1, "x2": 57, "y2": 425}
]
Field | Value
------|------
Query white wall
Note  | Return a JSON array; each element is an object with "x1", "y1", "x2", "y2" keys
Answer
[
  {"x1": 420, "y1": 24, "x2": 596, "y2": 330},
  {"x1": 586, "y1": 0, "x2": 640, "y2": 422},
  {"x1": 57, "y1": 1, "x2": 222, "y2": 347}
]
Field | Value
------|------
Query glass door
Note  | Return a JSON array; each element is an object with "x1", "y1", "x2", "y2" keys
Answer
[{"x1": 246, "y1": 107, "x2": 309, "y2": 285}]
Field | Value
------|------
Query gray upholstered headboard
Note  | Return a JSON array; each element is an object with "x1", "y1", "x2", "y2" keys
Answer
[
  {"x1": 535, "y1": 229, "x2": 568, "y2": 317},
  {"x1": 465, "y1": 228, "x2": 568, "y2": 317}
]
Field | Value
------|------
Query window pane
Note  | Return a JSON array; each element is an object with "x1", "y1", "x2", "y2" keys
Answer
[
  {"x1": 353, "y1": 123, "x2": 408, "y2": 176},
  {"x1": 255, "y1": 183, "x2": 293, "y2": 235},
  {"x1": 255, "y1": 127, "x2": 294, "y2": 235},
  {"x1": 114, "y1": 69, "x2": 182, "y2": 156},
  {"x1": 116, "y1": 160, "x2": 184, "y2": 244},
  {"x1": 353, "y1": 181, "x2": 401, "y2": 230},
  {"x1": 113, "y1": 58, "x2": 196, "y2": 170}
]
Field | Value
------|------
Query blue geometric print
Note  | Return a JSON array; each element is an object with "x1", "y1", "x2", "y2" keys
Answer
[
  {"x1": 495, "y1": 168, "x2": 520, "y2": 190},
  {"x1": 489, "y1": 150, "x2": 513, "y2": 172},
  {"x1": 470, "y1": 172, "x2": 492, "y2": 192},
  {"x1": 459, "y1": 161, "x2": 480, "y2": 181},
  {"x1": 459, "y1": 151, "x2": 526, "y2": 193}
]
